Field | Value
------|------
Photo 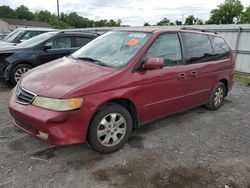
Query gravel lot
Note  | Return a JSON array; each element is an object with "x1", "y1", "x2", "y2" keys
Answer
[{"x1": 0, "y1": 82, "x2": 250, "y2": 188}]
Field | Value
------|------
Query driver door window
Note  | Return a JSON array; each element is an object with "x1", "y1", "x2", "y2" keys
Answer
[{"x1": 146, "y1": 33, "x2": 183, "y2": 67}]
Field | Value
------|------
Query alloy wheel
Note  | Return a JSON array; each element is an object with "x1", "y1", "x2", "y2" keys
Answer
[
  {"x1": 14, "y1": 67, "x2": 30, "y2": 82},
  {"x1": 214, "y1": 86, "x2": 224, "y2": 107},
  {"x1": 97, "y1": 113, "x2": 127, "y2": 147}
]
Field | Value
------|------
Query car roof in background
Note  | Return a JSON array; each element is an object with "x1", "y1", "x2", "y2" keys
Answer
[
  {"x1": 15, "y1": 28, "x2": 55, "y2": 31},
  {"x1": 56, "y1": 31, "x2": 99, "y2": 37}
]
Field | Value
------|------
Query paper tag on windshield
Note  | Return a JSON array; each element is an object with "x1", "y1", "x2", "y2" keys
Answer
[
  {"x1": 127, "y1": 38, "x2": 139, "y2": 46},
  {"x1": 128, "y1": 33, "x2": 146, "y2": 38}
]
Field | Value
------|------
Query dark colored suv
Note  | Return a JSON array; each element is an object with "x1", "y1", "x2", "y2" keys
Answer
[
  {"x1": 0, "y1": 28, "x2": 53, "y2": 47},
  {"x1": 0, "y1": 31, "x2": 97, "y2": 85},
  {"x1": 9, "y1": 28, "x2": 235, "y2": 154}
]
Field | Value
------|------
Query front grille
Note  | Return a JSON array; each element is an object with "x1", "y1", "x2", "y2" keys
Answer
[{"x1": 15, "y1": 84, "x2": 36, "y2": 105}]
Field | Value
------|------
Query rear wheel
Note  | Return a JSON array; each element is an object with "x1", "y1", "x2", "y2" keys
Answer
[
  {"x1": 10, "y1": 64, "x2": 32, "y2": 86},
  {"x1": 205, "y1": 82, "x2": 226, "y2": 110},
  {"x1": 88, "y1": 103, "x2": 132, "y2": 154}
]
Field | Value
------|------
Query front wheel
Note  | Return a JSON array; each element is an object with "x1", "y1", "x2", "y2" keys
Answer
[
  {"x1": 10, "y1": 64, "x2": 32, "y2": 86},
  {"x1": 88, "y1": 103, "x2": 132, "y2": 154},
  {"x1": 205, "y1": 82, "x2": 226, "y2": 110}
]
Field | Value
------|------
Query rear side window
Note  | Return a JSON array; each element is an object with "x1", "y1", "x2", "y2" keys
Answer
[
  {"x1": 74, "y1": 37, "x2": 92, "y2": 47},
  {"x1": 209, "y1": 36, "x2": 230, "y2": 60},
  {"x1": 146, "y1": 33, "x2": 183, "y2": 67},
  {"x1": 181, "y1": 32, "x2": 213, "y2": 64}
]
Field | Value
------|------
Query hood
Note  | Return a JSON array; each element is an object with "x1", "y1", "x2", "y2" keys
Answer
[
  {"x1": 0, "y1": 41, "x2": 16, "y2": 48},
  {"x1": 20, "y1": 57, "x2": 118, "y2": 98},
  {"x1": 0, "y1": 45, "x2": 25, "y2": 53}
]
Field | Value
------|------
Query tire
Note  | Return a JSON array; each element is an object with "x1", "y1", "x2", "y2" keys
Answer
[
  {"x1": 10, "y1": 64, "x2": 32, "y2": 86},
  {"x1": 88, "y1": 102, "x2": 132, "y2": 154},
  {"x1": 205, "y1": 82, "x2": 226, "y2": 110}
]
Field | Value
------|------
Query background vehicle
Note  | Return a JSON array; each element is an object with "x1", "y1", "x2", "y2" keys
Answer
[
  {"x1": 0, "y1": 28, "x2": 53, "y2": 47},
  {"x1": 0, "y1": 31, "x2": 98, "y2": 85},
  {"x1": 8, "y1": 28, "x2": 235, "y2": 154},
  {"x1": 0, "y1": 33, "x2": 8, "y2": 41}
]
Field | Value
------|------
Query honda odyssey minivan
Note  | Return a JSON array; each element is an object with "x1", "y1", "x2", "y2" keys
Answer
[{"x1": 9, "y1": 28, "x2": 235, "y2": 154}]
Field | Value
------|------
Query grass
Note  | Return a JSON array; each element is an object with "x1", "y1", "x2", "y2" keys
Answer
[{"x1": 234, "y1": 73, "x2": 250, "y2": 84}]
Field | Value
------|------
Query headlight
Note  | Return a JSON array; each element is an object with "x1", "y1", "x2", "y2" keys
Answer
[{"x1": 32, "y1": 96, "x2": 83, "y2": 111}]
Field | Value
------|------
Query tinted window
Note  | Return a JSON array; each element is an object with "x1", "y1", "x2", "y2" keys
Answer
[
  {"x1": 209, "y1": 36, "x2": 230, "y2": 60},
  {"x1": 181, "y1": 33, "x2": 213, "y2": 64},
  {"x1": 74, "y1": 37, "x2": 92, "y2": 47},
  {"x1": 46, "y1": 37, "x2": 72, "y2": 49},
  {"x1": 146, "y1": 33, "x2": 183, "y2": 67}
]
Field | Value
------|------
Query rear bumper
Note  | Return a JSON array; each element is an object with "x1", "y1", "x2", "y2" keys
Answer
[{"x1": 8, "y1": 89, "x2": 93, "y2": 145}]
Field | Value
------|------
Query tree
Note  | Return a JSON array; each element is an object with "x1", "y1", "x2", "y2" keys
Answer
[
  {"x1": 207, "y1": 0, "x2": 244, "y2": 24},
  {"x1": 184, "y1": 15, "x2": 203, "y2": 25},
  {"x1": 14, "y1": 5, "x2": 34, "y2": 20},
  {"x1": 156, "y1": 18, "x2": 170, "y2": 26},
  {"x1": 241, "y1": 6, "x2": 250, "y2": 23},
  {"x1": 143, "y1": 22, "x2": 150, "y2": 26},
  {"x1": 175, "y1": 20, "x2": 182, "y2": 25},
  {"x1": 0, "y1": 6, "x2": 14, "y2": 18}
]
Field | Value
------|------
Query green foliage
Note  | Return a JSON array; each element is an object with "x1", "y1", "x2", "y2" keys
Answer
[
  {"x1": 0, "y1": 5, "x2": 121, "y2": 29},
  {"x1": 156, "y1": 18, "x2": 170, "y2": 26},
  {"x1": 14, "y1": 5, "x2": 34, "y2": 20},
  {"x1": 241, "y1": 6, "x2": 250, "y2": 23},
  {"x1": 1, "y1": 1, "x2": 250, "y2": 28},
  {"x1": 0, "y1": 6, "x2": 14, "y2": 18},
  {"x1": 185, "y1": 15, "x2": 203, "y2": 25},
  {"x1": 207, "y1": 0, "x2": 244, "y2": 24},
  {"x1": 175, "y1": 20, "x2": 182, "y2": 25}
]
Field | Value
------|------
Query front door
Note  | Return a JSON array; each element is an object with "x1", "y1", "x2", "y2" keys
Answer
[
  {"x1": 35, "y1": 36, "x2": 73, "y2": 65},
  {"x1": 132, "y1": 33, "x2": 189, "y2": 123}
]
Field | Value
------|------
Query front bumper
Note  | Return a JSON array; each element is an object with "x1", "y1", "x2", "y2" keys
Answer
[{"x1": 8, "y1": 89, "x2": 92, "y2": 145}]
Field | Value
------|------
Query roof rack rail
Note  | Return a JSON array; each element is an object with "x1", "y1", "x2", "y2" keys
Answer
[
  {"x1": 181, "y1": 27, "x2": 218, "y2": 34},
  {"x1": 58, "y1": 28, "x2": 112, "y2": 35}
]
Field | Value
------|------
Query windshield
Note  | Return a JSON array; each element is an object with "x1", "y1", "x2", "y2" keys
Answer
[
  {"x1": 3, "y1": 29, "x2": 24, "y2": 42},
  {"x1": 17, "y1": 32, "x2": 58, "y2": 48},
  {"x1": 72, "y1": 31, "x2": 152, "y2": 68}
]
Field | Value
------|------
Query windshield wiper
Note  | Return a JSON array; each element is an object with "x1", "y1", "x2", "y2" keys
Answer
[{"x1": 77, "y1": 56, "x2": 110, "y2": 67}]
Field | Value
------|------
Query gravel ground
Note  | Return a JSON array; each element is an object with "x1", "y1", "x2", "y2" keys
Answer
[{"x1": 0, "y1": 82, "x2": 250, "y2": 188}]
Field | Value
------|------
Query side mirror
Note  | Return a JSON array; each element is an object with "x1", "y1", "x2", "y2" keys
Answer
[
  {"x1": 20, "y1": 39, "x2": 26, "y2": 43},
  {"x1": 144, "y1": 58, "x2": 164, "y2": 70},
  {"x1": 44, "y1": 43, "x2": 52, "y2": 50}
]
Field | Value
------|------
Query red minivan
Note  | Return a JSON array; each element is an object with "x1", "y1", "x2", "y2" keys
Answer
[{"x1": 9, "y1": 28, "x2": 235, "y2": 153}]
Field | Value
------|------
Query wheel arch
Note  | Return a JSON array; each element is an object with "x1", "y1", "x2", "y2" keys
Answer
[
  {"x1": 7, "y1": 61, "x2": 36, "y2": 76},
  {"x1": 90, "y1": 97, "x2": 139, "y2": 130},
  {"x1": 219, "y1": 79, "x2": 228, "y2": 96},
  {"x1": 7, "y1": 62, "x2": 35, "y2": 85}
]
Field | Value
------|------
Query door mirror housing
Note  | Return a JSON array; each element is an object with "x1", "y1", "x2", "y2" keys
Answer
[
  {"x1": 44, "y1": 43, "x2": 52, "y2": 50},
  {"x1": 144, "y1": 58, "x2": 164, "y2": 70},
  {"x1": 20, "y1": 39, "x2": 26, "y2": 43}
]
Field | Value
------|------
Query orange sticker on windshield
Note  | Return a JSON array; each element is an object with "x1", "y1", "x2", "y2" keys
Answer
[{"x1": 127, "y1": 38, "x2": 139, "y2": 46}]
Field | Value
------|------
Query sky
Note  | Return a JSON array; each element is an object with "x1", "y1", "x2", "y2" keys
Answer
[{"x1": 1, "y1": 0, "x2": 250, "y2": 26}]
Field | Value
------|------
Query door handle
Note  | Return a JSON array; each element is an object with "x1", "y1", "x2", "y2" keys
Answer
[
  {"x1": 178, "y1": 73, "x2": 186, "y2": 79},
  {"x1": 190, "y1": 71, "x2": 197, "y2": 77}
]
